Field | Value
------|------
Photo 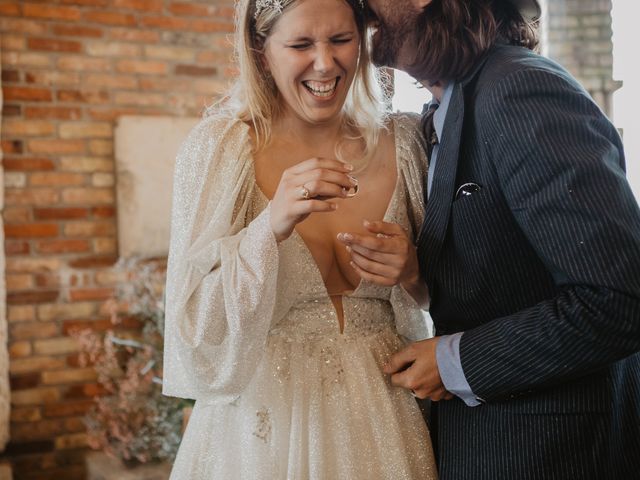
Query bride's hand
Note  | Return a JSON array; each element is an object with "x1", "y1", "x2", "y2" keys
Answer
[
  {"x1": 270, "y1": 158, "x2": 357, "y2": 243},
  {"x1": 337, "y1": 220, "x2": 419, "y2": 285},
  {"x1": 337, "y1": 220, "x2": 429, "y2": 305}
]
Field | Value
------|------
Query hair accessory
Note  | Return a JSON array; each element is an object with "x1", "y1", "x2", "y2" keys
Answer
[
  {"x1": 255, "y1": 0, "x2": 365, "y2": 20},
  {"x1": 255, "y1": 0, "x2": 284, "y2": 19}
]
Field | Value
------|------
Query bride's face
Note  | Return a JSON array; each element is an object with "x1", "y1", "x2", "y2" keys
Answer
[{"x1": 262, "y1": 0, "x2": 360, "y2": 126}]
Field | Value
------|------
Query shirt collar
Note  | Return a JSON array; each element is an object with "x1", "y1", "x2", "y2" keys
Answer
[{"x1": 432, "y1": 82, "x2": 454, "y2": 141}]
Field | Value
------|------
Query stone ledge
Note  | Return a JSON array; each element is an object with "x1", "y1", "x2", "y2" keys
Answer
[{"x1": 86, "y1": 451, "x2": 171, "y2": 480}]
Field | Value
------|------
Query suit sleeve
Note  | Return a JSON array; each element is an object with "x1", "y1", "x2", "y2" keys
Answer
[{"x1": 459, "y1": 67, "x2": 640, "y2": 402}]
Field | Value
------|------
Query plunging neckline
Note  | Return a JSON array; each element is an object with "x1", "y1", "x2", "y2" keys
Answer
[{"x1": 249, "y1": 120, "x2": 401, "y2": 332}]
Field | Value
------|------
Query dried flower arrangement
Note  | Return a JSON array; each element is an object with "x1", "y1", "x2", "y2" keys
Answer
[{"x1": 73, "y1": 257, "x2": 190, "y2": 466}]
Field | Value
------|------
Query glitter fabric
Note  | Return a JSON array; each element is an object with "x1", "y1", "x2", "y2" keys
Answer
[{"x1": 164, "y1": 112, "x2": 437, "y2": 479}]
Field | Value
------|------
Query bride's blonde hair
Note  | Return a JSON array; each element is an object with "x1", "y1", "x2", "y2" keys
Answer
[{"x1": 219, "y1": 0, "x2": 389, "y2": 160}]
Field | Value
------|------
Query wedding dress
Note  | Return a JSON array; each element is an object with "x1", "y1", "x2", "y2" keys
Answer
[{"x1": 163, "y1": 112, "x2": 438, "y2": 479}]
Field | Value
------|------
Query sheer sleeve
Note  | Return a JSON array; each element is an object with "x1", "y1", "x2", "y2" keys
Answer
[
  {"x1": 162, "y1": 114, "x2": 280, "y2": 405},
  {"x1": 389, "y1": 113, "x2": 432, "y2": 341}
]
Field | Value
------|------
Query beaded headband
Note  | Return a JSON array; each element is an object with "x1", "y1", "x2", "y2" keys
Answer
[{"x1": 254, "y1": 0, "x2": 365, "y2": 19}]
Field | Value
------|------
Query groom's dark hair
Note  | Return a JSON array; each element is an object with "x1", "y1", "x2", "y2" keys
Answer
[{"x1": 406, "y1": 0, "x2": 540, "y2": 82}]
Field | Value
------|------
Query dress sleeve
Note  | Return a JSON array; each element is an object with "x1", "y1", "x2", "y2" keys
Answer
[
  {"x1": 162, "y1": 115, "x2": 280, "y2": 405},
  {"x1": 389, "y1": 113, "x2": 433, "y2": 341}
]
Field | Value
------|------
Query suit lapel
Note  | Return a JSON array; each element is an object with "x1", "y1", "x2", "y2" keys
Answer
[{"x1": 418, "y1": 83, "x2": 465, "y2": 287}]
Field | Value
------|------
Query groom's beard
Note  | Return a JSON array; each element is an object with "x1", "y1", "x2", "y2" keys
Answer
[{"x1": 370, "y1": 13, "x2": 416, "y2": 70}]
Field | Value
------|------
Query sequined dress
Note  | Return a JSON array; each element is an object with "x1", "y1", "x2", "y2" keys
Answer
[{"x1": 163, "y1": 112, "x2": 438, "y2": 479}]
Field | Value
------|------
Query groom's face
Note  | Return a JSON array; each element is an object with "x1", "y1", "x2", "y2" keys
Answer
[{"x1": 366, "y1": 0, "x2": 424, "y2": 70}]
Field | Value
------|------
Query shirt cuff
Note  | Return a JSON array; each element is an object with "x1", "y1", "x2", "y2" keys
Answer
[{"x1": 436, "y1": 333, "x2": 483, "y2": 407}]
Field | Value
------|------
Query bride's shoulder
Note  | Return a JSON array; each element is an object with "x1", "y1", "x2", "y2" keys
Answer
[
  {"x1": 387, "y1": 112, "x2": 423, "y2": 139},
  {"x1": 384, "y1": 112, "x2": 427, "y2": 158}
]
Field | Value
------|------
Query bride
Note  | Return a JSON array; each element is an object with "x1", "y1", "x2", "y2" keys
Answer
[{"x1": 163, "y1": 0, "x2": 438, "y2": 477}]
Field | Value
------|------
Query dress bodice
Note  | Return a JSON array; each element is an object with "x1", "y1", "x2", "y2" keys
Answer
[{"x1": 247, "y1": 123, "x2": 420, "y2": 340}]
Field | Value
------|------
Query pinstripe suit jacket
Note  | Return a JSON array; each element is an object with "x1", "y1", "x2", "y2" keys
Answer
[{"x1": 417, "y1": 44, "x2": 640, "y2": 479}]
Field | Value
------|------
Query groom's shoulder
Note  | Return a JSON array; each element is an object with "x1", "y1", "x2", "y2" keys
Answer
[{"x1": 473, "y1": 44, "x2": 585, "y2": 98}]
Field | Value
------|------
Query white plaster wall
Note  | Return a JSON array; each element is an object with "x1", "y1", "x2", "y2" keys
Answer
[{"x1": 115, "y1": 116, "x2": 199, "y2": 258}]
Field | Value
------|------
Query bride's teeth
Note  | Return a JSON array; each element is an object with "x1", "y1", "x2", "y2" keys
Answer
[{"x1": 303, "y1": 79, "x2": 338, "y2": 97}]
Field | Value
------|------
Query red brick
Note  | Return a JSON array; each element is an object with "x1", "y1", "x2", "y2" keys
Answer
[
  {"x1": 3, "y1": 104, "x2": 21, "y2": 116},
  {"x1": 3, "y1": 157, "x2": 56, "y2": 171},
  {"x1": 0, "y1": 3, "x2": 20, "y2": 16},
  {"x1": 68, "y1": 255, "x2": 117, "y2": 269},
  {"x1": 23, "y1": 3, "x2": 81, "y2": 21},
  {"x1": 10, "y1": 373, "x2": 41, "y2": 391},
  {"x1": 60, "y1": 0, "x2": 109, "y2": 5},
  {"x1": 4, "y1": 33, "x2": 26, "y2": 51},
  {"x1": 10, "y1": 407, "x2": 42, "y2": 423},
  {"x1": 5, "y1": 224, "x2": 59, "y2": 238},
  {"x1": 36, "y1": 240, "x2": 91, "y2": 254},
  {"x1": 2, "y1": 70, "x2": 20, "y2": 82},
  {"x1": 43, "y1": 400, "x2": 93, "y2": 418},
  {"x1": 28, "y1": 139, "x2": 85, "y2": 155},
  {"x1": 11, "y1": 419, "x2": 70, "y2": 441},
  {"x1": 5, "y1": 188, "x2": 60, "y2": 206},
  {"x1": 174, "y1": 64, "x2": 217, "y2": 77},
  {"x1": 83, "y1": 73, "x2": 138, "y2": 89},
  {"x1": 109, "y1": 27, "x2": 160, "y2": 43},
  {"x1": 26, "y1": 70, "x2": 81, "y2": 87},
  {"x1": 7, "y1": 291, "x2": 60, "y2": 305},
  {"x1": 114, "y1": 0, "x2": 163, "y2": 11},
  {"x1": 1, "y1": 140, "x2": 23, "y2": 154},
  {"x1": 30, "y1": 172, "x2": 86, "y2": 187},
  {"x1": 65, "y1": 382, "x2": 106, "y2": 399},
  {"x1": 57, "y1": 89, "x2": 110, "y2": 104},
  {"x1": 24, "y1": 106, "x2": 82, "y2": 120},
  {"x1": 34, "y1": 273, "x2": 61, "y2": 288},
  {"x1": 6, "y1": 273, "x2": 34, "y2": 290},
  {"x1": 27, "y1": 37, "x2": 83, "y2": 53},
  {"x1": 4, "y1": 207, "x2": 31, "y2": 224},
  {"x1": 91, "y1": 206, "x2": 115, "y2": 218},
  {"x1": 5, "y1": 241, "x2": 30, "y2": 255},
  {"x1": 34, "y1": 208, "x2": 89, "y2": 220},
  {"x1": 52, "y1": 24, "x2": 104, "y2": 38},
  {"x1": 191, "y1": 19, "x2": 234, "y2": 33},
  {"x1": 141, "y1": 15, "x2": 190, "y2": 30},
  {"x1": 114, "y1": 90, "x2": 165, "y2": 107},
  {"x1": 0, "y1": 17, "x2": 49, "y2": 35},
  {"x1": 116, "y1": 59, "x2": 167, "y2": 75},
  {"x1": 69, "y1": 288, "x2": 113, "y2": 302},
  {"x1": 61, "y1": 188, "x2": 114, "y2": 204},
  {"x1": 83, "y1": 11, "x2": 136, "y2": 26},
  {"x1": 2, "y1": 120, "x2": 55, "y2": 137},
  {"x1": 87, "y1": 107, "x2": 143, "y2": 121},
  {"x1": 3, "y1": 86, "x2": 52, "y2": 102},
  {"x1": 64, "y1": 221, "x2": 116, "y2": 237},
  {"x1": 57, "y1": 55, "x2": 110, "y2": 72},
  {"x1": 9, "y1": 341, "x2": 33, "y2": 359},
  {"x1": 87, "y1": 140, "x2": 114, "y2": 156},
  {"x1": 169, "y1": 2, "x2": 218, "y2": 16}
]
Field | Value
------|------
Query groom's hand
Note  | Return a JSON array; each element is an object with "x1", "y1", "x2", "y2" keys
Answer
[{"x1": 383, "y1": 337, "x2": 454, "y2": 401}]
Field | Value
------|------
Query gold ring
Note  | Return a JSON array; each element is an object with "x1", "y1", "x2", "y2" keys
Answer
[
  {"x1": 299, "y1": 185, "x2": 310, "y2": 200},
  {"x1": 344, "y1": 183, "x2": 359, "y2": 198}
]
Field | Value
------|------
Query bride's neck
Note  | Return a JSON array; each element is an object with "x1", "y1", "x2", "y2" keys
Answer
[{"x1": 271, "y1": 113, "x2": 345, "y2": 149}]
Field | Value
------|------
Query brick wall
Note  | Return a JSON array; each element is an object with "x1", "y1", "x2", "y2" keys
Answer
[
  {"x1": 0, "y1": 1, "x2": 234, "y2": 478},
  {"x1": 545, "y1": 0, "x2": 621, "y2": 117}
]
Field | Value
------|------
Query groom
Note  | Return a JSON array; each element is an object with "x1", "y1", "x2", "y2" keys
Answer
[{"x1": 363, "y1": 0, "x2": 640, "y2": 478}]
